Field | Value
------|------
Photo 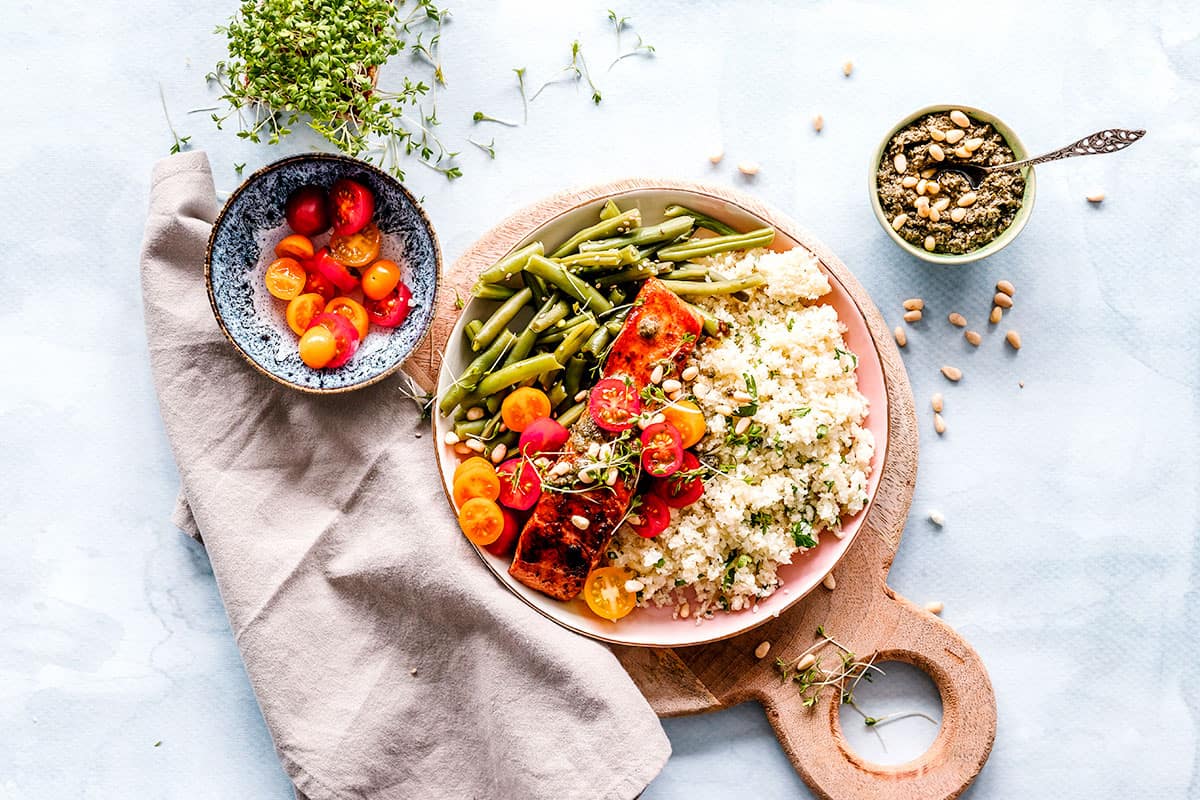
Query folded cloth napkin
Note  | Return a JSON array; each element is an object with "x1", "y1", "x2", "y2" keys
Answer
[{"x1": 140, "y1": 151, "x2": 670, "y2": 800}]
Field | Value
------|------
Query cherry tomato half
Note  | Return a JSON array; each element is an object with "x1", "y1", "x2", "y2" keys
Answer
[
  {"x1": 501, "y1": 387, "x2": 551, "y2": 433},
  {"x1": 588, "y1": 377, "x2": 642, "y2": 432},
  {"x1": 307, "y1": 248, "x2": 359, "y2": 294},
  {"x1": 329, "y1": 178, "x2": 375, "y2": 236},
  {"x1": 454, "y1": 456, "x2": 493, "y2": 483},
  {"x1": 361, "y1": 259, "x2": 402, "y2": 301},
  {"x1": 364, "y1": 283, "x2": 412, "y2": 328},
  {"x1": 307, "y1": 312, "x2": 360, "y2": 369},
  {"x1": 303, "y1": 270, "x2": 336, "y2": 301},
  {"x1": 661, "y1": 400, "x2": 707, "y2": 449},
  {"x1": 285, "y1": 293, "x2": 326, "y2": 336},
  {"x1": 518, "y1": 417, "x2": 570, "y2": 456},
  {"x1": 264, "y1": 257, "x2": 307, "y2": 300},
  {"x1": 653, "y1": 451, "x2": 704, "y2": 508},
  {"x1": 484, "y1": 507, "x2": 521, "y2": 557},
  {"x1": 452, "y1": 460, "x2": 500, "y2": 506},
  {"x1": 583, "y1": 566, "x2": 637, "y2": 622},
  {"x1": 640, "y1": 422, "x2": 683, "y2": 477},
  {"x1": 325, "y1": 297, "x2": 370, "y2": 341},
  {"x1": 285, "y1": 185, "x2": 330, "y2": 237},
  {"x1": 275, "y1": 234, "x2": 315, "y2": 262},
  {"x1": 329, "y1": 222, "x2": 381, "y2": 268},
  {"x1": 628, "y1": 493, "x2": 670, "y2": 538},
  {"x1": 458, "y1": 497, "x2": 504, "y2": 546},
  {"x1": 496, "y1": 458, "x2": 542, "y2": 511},
  {"x1": 298, "y1": 325, "x2": 338, "y2": 369}
]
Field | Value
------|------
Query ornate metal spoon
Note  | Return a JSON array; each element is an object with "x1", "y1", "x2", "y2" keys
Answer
[{"x1": 934, "y1": 128, "x2": 1146, "y2": 189}]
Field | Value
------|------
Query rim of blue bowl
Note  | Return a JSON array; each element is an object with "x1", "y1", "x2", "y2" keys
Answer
[
  {"x1": 868, "y1": 103, "x2": 1037, "y2": 265},
  {"x1": 204, "y1": 152, "x2": 442, "y2": 394}
]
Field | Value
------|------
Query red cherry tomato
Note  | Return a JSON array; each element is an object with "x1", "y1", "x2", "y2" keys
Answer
[
  {"x1": 329, "y1": 178, "x2": 375, "y2": 236},
  {"x1": 518, "y1": 417, "x2": 570, "y2": 456},
  {"x1": 628, "y1": 493, "x2": 670, "y2": 538},
  {"x1": 307, "y1": 312, "x2": 360, "y2": 368},
  {"x1": 496, "y1": 458, "x2": 543, "y2": 511},
  {"x1": 303, "y1": 270, "x2": 336, "y2": 301},
  {"x1": 653, "y1": 451, "x2": 704, "y2": 508},
  {"x1": 484, "y1": 507, "x2": 521, "y2": 557},
  {"x1": 588, "y1": 377, "x2": 642, "y2": 432},
  {"x1": 285, "y1": 185, "x2": 330, "y2": 236},
  {"x1": 364, "y1": 283, "x2": 412, "y2": 328},
  {"x1": 307, "y1": 248, "x2": 358, "y2": 293},
  {"x1": 640, "y1": 422, "x2": 683, "y2": 477}
]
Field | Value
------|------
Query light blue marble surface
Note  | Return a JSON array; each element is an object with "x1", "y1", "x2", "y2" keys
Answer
[{"x1": 1, "y1": 1, "x2": 1197, "y2": 797}]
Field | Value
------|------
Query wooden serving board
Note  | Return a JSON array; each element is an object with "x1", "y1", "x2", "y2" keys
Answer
[{"x1": 403, "y1": 179, "x2": 996, "y2": 800}]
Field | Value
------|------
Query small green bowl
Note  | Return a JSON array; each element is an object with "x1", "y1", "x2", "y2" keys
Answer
[{"x1": 868, "y1": 103, "x2": 1037, "y2": 265}]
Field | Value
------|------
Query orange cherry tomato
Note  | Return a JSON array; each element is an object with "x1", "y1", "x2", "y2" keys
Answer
[
  {"x1": 453, "y1": 456, "x2": 493, "y2": 483},
  {"x1": 452, "y1": 462, "x2": 500, "y2": 506},
  {"x1": 265, "y1": 257, "x2": 307, "y2": 300},
  {"x1": 274, "y1": 234, "x2": 315, "y2": 261},
  {"x1": 329, "y1": 222, "x2": 382, "y2": 268},
  {"x1": 325, "y1": 297, "x2": 370, "y2": 341},
  {"x1": 458, "y1": 497, "x2": 504, "y2": 546},
  {"x1": 661, "y1": 400, "x2": 707, "y2": 449},
  {"x1": 361, "y1": 259, "x2": 402, "y2": 301},
  {"x1": 501, "y1": 387, "x2": 552, "y2": 433},
  {"x1": 583, "y1": 566, "x2": 637, "y2": 621},
  {"x1": 297, "y1": 325, "x2": 337, "y2": 368},
  {"x1": 285, "y1": 293, "x2": 326, "y2": 336}
]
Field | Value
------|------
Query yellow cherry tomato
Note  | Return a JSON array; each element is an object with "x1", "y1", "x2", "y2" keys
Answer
[
  {"x1": 583, "y1": 566, "x2": 637, "y2": 622},
  {"x1": 661, "y1": 399, "x2": 707, "y2": 449},
  {"x1": 361, "y1": 259, "x2": 402, "y2": 300},
  {"x1": 298, "y1": 325, "x2": 337, "y2": 368},
  {"x1": 501, "y1": 387, "x2": 552, "y2": 432},
  {"x1": 458, "y1": 497, "x2": 504, "y2": 546},
  {"x1": 285, "y1": 293, "x2": 326, "y2": 336},
  {"x1": 265, "y1": 257, "x2": 307, "y2": 300}
]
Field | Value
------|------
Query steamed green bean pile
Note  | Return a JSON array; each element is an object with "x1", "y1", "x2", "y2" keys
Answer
[{"x1": 439, "y1": 202, "x2": 776, "y2": 459}]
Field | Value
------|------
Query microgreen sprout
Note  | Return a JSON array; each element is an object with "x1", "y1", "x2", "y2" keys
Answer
[
  {"x1": 513, "y1": 67, "x2": 529, "y2": 123},
  {"x1": 607, "y1": 10, "x2": 655, "y2": 70},
  {"x1": 158, "y1": 84, "x2": 191, "y2": 155},
  {"x1": 233, "y1": 163, "x2": 246, "y2": 176},
  {"x1": 472, "y1": 111, "x2": 518, "y2": 128},
  {"x1": 468, "y1": 137, "x2": 498, "y2": 159}
]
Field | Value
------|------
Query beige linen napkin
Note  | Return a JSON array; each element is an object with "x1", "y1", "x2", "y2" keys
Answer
[{"x1": 140, "y1": 151, "x2": 670, "y2": 800}]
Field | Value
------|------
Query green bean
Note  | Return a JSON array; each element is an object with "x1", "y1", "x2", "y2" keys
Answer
[
  {"x1": 553, "y1": 319, "x2": 598, "y2": 365},
  {"x1": 453, "y1": 418, "x2": 488, "y2": 437},
  {"x1": 556, "y1": 250, "x2": 623, "y2": 269},
  {"x1": 594, "y1": 264, "x2": 661, "y2": 287},
  {"x1": 485, "y1": 394, "x2": 502, "y2": 414},
  {"x1": 607, "y1": 286, "x2": 627, "y2": 305},
  {"x1": 584, "y1": 326, "x2": 611, "y2": 359},
  {"x1": 438, "y1": 330, "x2": 516, "y2": 415},
  {"x1": 657, "y1": 228, "x2": 775, "y2": 261},
  {"x1": 471, "y1": 287, "x2": 533, "y2": 351},
  {"x1": 525, "y1": 273, "x2": 550, "y2": 304},
  {"x1": 529, "y1": 295, "x2": 569, "y2": 333},
  {"x1": 599, "y1": 199, "x2": 621, "y2": 220},
  {"x1": 478, "y1": 241, "x2": 544, "y2": 284},
  {"x1": 605, "y1": 317, "x2": 625, "y2": 336},
  {"x1": 487, "y1": 430, "x2": 519, "y2": 458},
  {"x1": 661, "y1": 265, "x2": 710, "y2": 280},
  {"x1": 658, "y1": 275, "x2": 767, "y2": 295},
  {"x1": 709, "y1": 269, "x2": 751, "y2": 302},
  {"x1": 556, "y1": 401, "x2": 586, "y2": 428},
  {"x1": 501, "y1": 327, "x2": 538, "y2": 369},
  {"x1": 663, "y1": 204, "x2": 738, "y2": 236},
  {"x1": 685, "y1": 301, "x2": 727, "y2": 337},
  {"x1": 580, "y1": 216, "x2": 696, "y2": 251},
  {"x1": 481, "y1": 407, "x2": 506, "y2": 440},
  {"x1": 536, "y1": 315, "x2": 590, "y2": 346},
  {"x1": 471, "y1": 283, "x2": 518, "y2": 301},
  {"x1": 524, "y1": 255, "x2": 613, "y2": 313},
  {"x1": 465, "y1": 319, "x2": 483, "y2": 340},
  {"x1": 549, "y1": 209, "x2": 642, "y2": 258},
  {"x1": 563, "y1": 355, "x2": 587, "y2": 400},
  {"x1": 547, "y1": 383, "x2": 568, "y2": 409},
  {"x1": 476, "y1": 352, "x2": 563, "y2": 397}
]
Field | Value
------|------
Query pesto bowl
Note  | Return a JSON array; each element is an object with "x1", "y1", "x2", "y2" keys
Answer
[{"x1": 869, "y1": 104, "x2": 1037, "y2": 265}]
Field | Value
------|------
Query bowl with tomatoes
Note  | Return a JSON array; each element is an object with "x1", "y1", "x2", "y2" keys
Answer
[{"x1": 205, "y1": 153, "x2": 439, "y2": 393}]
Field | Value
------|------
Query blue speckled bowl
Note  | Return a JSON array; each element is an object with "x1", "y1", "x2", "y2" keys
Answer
[{"x1": 205, "y1": 153, "x2": 440, "y2": 393}]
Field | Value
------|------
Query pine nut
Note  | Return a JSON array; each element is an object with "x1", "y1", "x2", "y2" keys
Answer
[
  {"x1": 625, "y1": 579, "x2": 644, "y2": 593},
  {"x1": 941, "y1": 365, "x2": 962, "y2": 382},
  {"x1": 954, "y1": 146, "x2": 972, "y2": 159},
  {"x1": 490, "y1": 443, "x2": 508, "y2": 463},
  {"x1": 443, "y1": 431, "x2": 460, "y2": 445},
  {"x1": 708, "y1": 150, "x2": 724, "y2": 165},
  {"x1": 957, "y1": 192, "x2": 978, "y2": 207},
  {"x1": 626, "y1": 514, "x2": 643, "y2": 527},
  {"x1": 950, "y1": 207, "x2": 967, "y2": 223},
  {"x1": 949, "y1": 109, "x2": 970, "y2": 127},
  {"x1": 1087, "y1": 191, "x2": 1105, "y2": 203},
  {"x1": 892, "y1": 213, "x2": 909, "y2": 231},
  {"x1": 679, "y1": 602, "x2": 690, "y2": 619},
  {"x1": 929, "y1": 207, "x2": 941, "y2": 222},
  {"x1": 650, "y1": 365, "x2": 664, "y2": 384},
  {"x1": 579, "y1": 469, "x2": 595, "y2": 484},
  {"x1": 715, "y1": 403, "x2": 734, "y2": 416},
  {"x1": 466, "y1": 406, "x2": 485, "y2": 421},
  {"x1": 965, "y1": 330, "x2": 981, "y2": 346},
  {"x1": 893, "y1": 153, "x2": 908, "y2": 173},
  {"x1": 551, "y1": 461, "x2": 572, "y2": 476},
  {"x1": 587, "y1": 442, "x2": 601, "y2": 458},
  {"x1": 915, "y1": 195, "x2": 930, "y2": 212},
  {"x1": 996, "y1": 279, "x2": 1015, "y2": 297},
  {"x1": 662, "y1": 378, "x2": 682, "y2": 393},
  {"x1": 903, "y1": 309, "x2": 923, "y2": 323},
  {"x1": 738, "y1": 161, "x2": 761, "y2": 176},
  {"x1": 928, "y1": 143, "x2": 946, "y2": 161},
  {"x1": 843, "y1": 60, "x2": 854, "y2": 76},
  {"x1": 681, "y1": 366, "x2": 700, "y2": 382},
  {"x1": 948, "y1": 312, "x2": 966, "y2": 327},
  {"x1": 813, "y1": 114, "x2": 824, "y2": 133},
  {"x1": 797, "y1": 653, "x2": 817, "y2": 671},
  {"x1": 731, "y1": 596, "x2": 744, "y2": 611},
  {"x1": 570, "y1": 515, "x2": 590, "y2": 530},
  {"x1": 453, "y1": 443, "x2": 472, "y2": 456},
  {"x1": 734, "y1": 416, "x2": 752, "y2": 435},
  {"x1": 916, "y1": 178, "x2": 928, "y2": 195},
  {"x1": 945, "y1": 129, "x2": 965, "y2": 144},
  {"x1": 652, "y1": 413, "x2": 666, "y2": 424},
  {"x1": 901, "y1": 176, "x2": 918, "y2": 188},
  {"x1": 923, "y1": 235, "x2": 936, "y2": 252},
  {"x1": 823, "y1": 573, "x2": 837, "y2": 590},
  {"x1": 903, "y1": 298, "x2": 925, "y2": 311},
  {"x1": 928, "y1": 127, "x2": 946, "y2": 142},
  {"x1": 929, "y1": 509, "x2": 945, "y2": 526},
  {"x1": 921, "y1": 168, "x2": 937, "y2": 178},
  {"x1": 754, "y1": 641, "x2": 771, "y2": 659},
  {"x1": 465, "y1": 438, "x2": 486, "y2": 453},
  {"x1": 965, "y1": 137, "x2": 984, "y2": 151},
  {"x1": 934, "y1": 413, "x2": 946, "y2": 434},
  {"x1": 917, "y1": 205, "x2": 930, "y2": 219},
  {"x1": 989, "y1": 306, "x2": 1003, "y2": 324},
  {"x1": 894, "y1": 326, "x2": 907, "y2": 347},
  {"x1": 925, "y1": 600, "x2": 944, "y2": 615},
  {"x1": 927, "y1": 181, "x2": 941, "y2": 196},
  {"x1": 933, "y1": 197, "x2": 950, "y2": 212},
  {"x1": 575, "y1": 390, "x2": 588, "y2": 402},
  {"x1": 693, "y1": 383, "x2": 709, "y2": 398},
  {"x1": 931, "y1": 392, "x2": 943, "y2": 413},
  {"x1": 732, "y1": 390, "x2": 754, "y2": 403},
  {"x1": 1006, "y1": 330, "x2": 1022, "y2": 350},
  {"x1": 606, "y1": 467, "x2": 619, "y2": 486},
  {"x1": 994, "y1": 292, "x2": 1013, "y2": 309}
]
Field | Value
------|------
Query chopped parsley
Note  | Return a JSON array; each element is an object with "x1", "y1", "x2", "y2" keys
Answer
[{"x1": 790, "y1": 522, "x2": 817, "y2": 549}]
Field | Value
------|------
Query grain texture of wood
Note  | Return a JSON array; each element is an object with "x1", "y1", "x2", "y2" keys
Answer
[{"x1": 403, "y1": 178, "x2": 996, "y2": 800}]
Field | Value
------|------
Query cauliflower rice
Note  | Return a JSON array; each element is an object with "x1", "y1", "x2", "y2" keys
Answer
[{"x1": 610, "y1": 246, "x2": 875, "y2": 616}]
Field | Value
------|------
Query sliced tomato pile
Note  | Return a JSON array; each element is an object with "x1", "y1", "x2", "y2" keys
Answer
[{"x1": 265, "y1": 180, "x2": 414, "y2": 370}]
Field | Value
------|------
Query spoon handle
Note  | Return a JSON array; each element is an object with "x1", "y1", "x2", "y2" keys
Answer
[{"x1": 996, "y1": 128, "x2": 1146, "y2": 172}]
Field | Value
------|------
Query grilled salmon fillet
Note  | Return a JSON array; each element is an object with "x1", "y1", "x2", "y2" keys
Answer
[{"x1": 508, "y1": 279, "x2": 702, "y2": 601}]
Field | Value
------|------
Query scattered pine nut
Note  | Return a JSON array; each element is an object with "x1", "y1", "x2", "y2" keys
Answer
[
  {"x1": 928, "y1": 143, "x2": 946, "y2": 162},
  {"x1": 948, "y1": 312, "x2": 966, "y2": 327},
  {"x1": 738, "y1": 160, "x2": 761, "y2": 176},
  {"x1": 903, "y1": 298, "x2": 925, "y2": 311},
  {"x1": 625, "y1": 579, "x2": 644, "y2": 593},
  {"x1": 892, "y1": 213, "x2": 909, "y2": 231},
  {"x1": 929, "y1": 509, "x2": 945, "y2": 526},
  {"x1": 754, "y1": 641, "x2": 771, "y2": 659},
  {"x1": 931, "y1": 392, "x2": 944, "y2": 413},
  {"x1": 945, "y1": 129, "x2": 965, "y2": 144},
  {"x1": 923, "y1": 235, "x2": 936, "y2": 252},
  {"x1": 949, "y1": 109, "x2": 971, "y2": 127},
  {"x1": 965, "y1": 330, "x2": 982, "y2": 346},
  {"x1": 1087, "y1": 191, "x2": 1105, "y2": 203},
  {"x1": 994, "y1": 292, "x2": 1013, "y2": 309},
  {"x1": 570, "y1": 515, "x2": 590, "y2": 530},
  {"x1": 708, "y1": 150, "x2": 724, "y2": 165},
  {"x1": 843, "y1": 60, "x2": 854, "y2": 77},
  {"x1": 443, "y1": 431, "x2": 460, "y2": 445},
  {"x1": 941, "y1": 365, "x2": 963, "y2": 382},
  {"x1": 797, "y1": 653, "x2": 817, "y2": 671},
  {"x1": 813, "y1": 115, "x2": 824, "y2": 133},
  {"x1": 679, "y1": 602, "x2": 690, "y2": 619},
  {"x1": 915, "y1": 196, "x2": 931, "y2": 214},
  {"x1": 989, "y1": 306, "x2": 1003, "y2": 324},
  {"x1": 574, "y1": 390, "x2": 588, "y2": 402},
  {"x1": 650, "y1": 365, "x2": 664, "y2": 384},
  {"x1": 1006, "y1": 330, "x2": 1022, "y2": 350},
  {"x1": 925, "y1": 600, "x2": 945, "y2": 615},
  {"x1": 661, "y1": 378, "x2": 682, "y2": 393},
  {"x1": 928, "y1": 127, "x2": 946, "y2": 142},
  {"x1": 465, "y1": 406, "x2": 485, "y2": 421},
  {"x1": 893, "y1": 326, "x2": 907, "y2": 347},
  {"x1": 731, "y1": 390, "x2": 754, "y2": 403},
  {"x1": 901, "y1": 175, "x2": 918, "y2": 188},
  {"x1": 934, "y1": 413, "x2": 946, "y2": 435},
  {"x1": 926, "y1": 181, "x2": 941, "y2": 196},
  {"x1": 916, "y1": 178, "x2": 928, "y2": 195},
  {"x1": 734, "y1": 416, "x2": 752, "y2": 435},
  {"x1": 921, "y1": 168, "x2": 937, "y2": 178},
  {"x1": 465, "y1": 439, "x2": 486, "y2": 453},
  {"x1": 957, "y1": 192, "x2": 978, "y2": 207},
  {"x1": 932, "y1": 197, "x2": 950, "y2": 212},
  {"x1": 996, "y1": 279, "x2": 1015, "y2": 297},
  {"x1": 903, "y1": 309, "x2": 923, "y2": 323},
  {"x1": 894, "y1": 153, "x2": 908, "y2": 173},
  {"x1": 823, "y1": 573, "x2": 837, "y2": 590},
  {"x1": 681, "y1": 366, "x2": 699, "y2": 382},
  {"x1": 410, "y1": 668, "x2": 418, "y2": 676},
  {"x1": 950, "y1": 207, "x2": 967, "y2": 223},
  {"x1": 929, "y1": 207, "x2": 941, "y2": 223},
  {"x1": 954, "y1": 146, "x2": 972, "y2": 159},
  {"x1": 490, "y1": 443, "x2": 508, "y2": 464}
]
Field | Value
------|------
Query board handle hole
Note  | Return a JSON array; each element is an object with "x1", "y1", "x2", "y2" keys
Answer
[{"x1": 836, "y1": 659, "x2": 944, "y2": 766}]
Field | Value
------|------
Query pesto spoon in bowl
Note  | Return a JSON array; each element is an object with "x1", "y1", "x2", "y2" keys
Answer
[{"x1": 933, "y1": 127, "x2": 1146, "y2": 189}]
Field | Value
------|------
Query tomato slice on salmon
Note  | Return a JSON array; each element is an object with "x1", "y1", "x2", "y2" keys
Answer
[
  {"x1": 640, "y1": 422, "x2": 683, "y2": 477},
  {"x1": 627, "y1": 493, "x2": 670, "y2": 538},
  {"x1": 588, "y1": 377, "x2": 642, "y2": 432}
]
